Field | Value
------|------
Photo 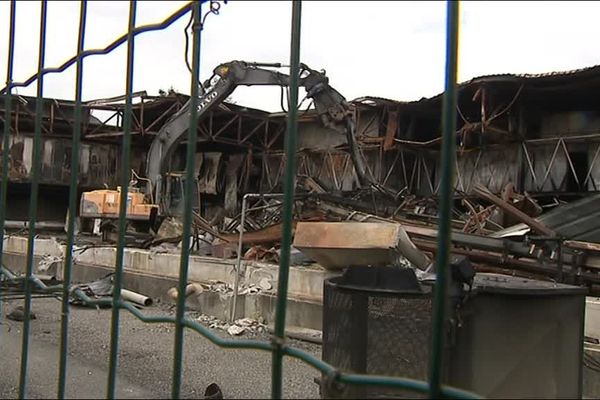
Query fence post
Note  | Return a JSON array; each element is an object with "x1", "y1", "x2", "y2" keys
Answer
[
  {"x1": 18, "y1": 1, "x2": 48, "y2": 397},
  {"x1": 271, "y1": 1, "x2": 302, "y2": 398},
  {"x1": 428, "y1": 1, "x2": 460, "y2": 398},
  {"x1": 57, "y1": 1, "x2": 88, "y2": 398},
  {"x1": 172, "y1": 1, "x2": 203, "y2": 398},
  {"x1": 106, "y1": 1, "x2": 137, "y2": 398}
]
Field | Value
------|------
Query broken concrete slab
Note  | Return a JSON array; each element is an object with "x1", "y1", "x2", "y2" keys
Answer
[
  {"x1": 292, "y1": 221, "x2": 430, "y2": 270},
  {"x1": 156, "y1": 217, "x2": 184, "y2": 239}
]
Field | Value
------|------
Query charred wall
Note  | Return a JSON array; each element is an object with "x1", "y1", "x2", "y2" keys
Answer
[
  {"x1": 0, "y1": 134, "x2": 146, "y2": 189},
  {"x1": 259, "y1": 64, "x2": 600, "y2": 202},
  {"x1": 4, "y1": 65, "x2": 600, "y2": 224}
]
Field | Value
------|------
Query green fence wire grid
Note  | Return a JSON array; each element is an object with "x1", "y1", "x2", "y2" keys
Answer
[{"x1": 0, "y1": 0, "x2": 480, "y2": 398}]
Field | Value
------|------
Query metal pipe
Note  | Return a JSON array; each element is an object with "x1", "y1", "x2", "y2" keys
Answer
[
  {"x1": 0, "y1": 2, "x2": 196, "y2": 95},
  {"x1": 272, "y1": 2, "x2": 302, "y2": 398},
  {"x1": 172, "y1": 2, "x2": 202, "y2": 398},
  {"x1": 229, "y1": 192, "x2": 308, "y2": 322},
  {"x1": 428, "y1": 1, "x2": 459, "y2": 398},
  {"x1": 230, "y1": 194, "x2": 248, "y2": 322},
  {"x1": 19, "y1": 2, "x2": 47, "y2": 397},
  {"x1": 107, "y1": 1, "x2": 136, "y2": 398},
  {"x1": 0, "y1": 0, "x2": 17, "y2": 338},
  {"x1": 121, "y1": 288, "x2": 152, "y2": 307},
  {"x1": 1, "y1": 265, "x2": 17, "y2": 280}
]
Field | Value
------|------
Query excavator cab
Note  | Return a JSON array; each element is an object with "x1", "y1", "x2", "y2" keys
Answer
[{"x1": 162, "y1": 172, "x2": 201, "y2": 217}]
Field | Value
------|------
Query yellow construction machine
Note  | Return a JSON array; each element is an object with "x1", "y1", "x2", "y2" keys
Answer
[{"x1": 79, "y1": 171, "x2": 159, "y2": 243}]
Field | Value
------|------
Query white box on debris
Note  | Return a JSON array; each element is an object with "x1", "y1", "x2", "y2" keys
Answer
[{"x1": 292, "y1": 221, "x2": 429, "y2": 270}]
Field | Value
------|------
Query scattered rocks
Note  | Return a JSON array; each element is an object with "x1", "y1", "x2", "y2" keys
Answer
[
  {"x1": 37, "y1": 254, "x2": 63, "y2": 275},
  {"x1": 196, "y1": 314, "x2": 267, "y2": 336},
  {"x1": 226, "y1": 325, "x2": 245, "y2": 336},
  {"x1": 201, "y1": 281, "x2": 231, "y2": 294},
  {"x1": 239, "y1": 286, "x2": 259, "y2": 295},
  {"x1": 200, "y1": 280, "x2": 271, "y2": 296}
]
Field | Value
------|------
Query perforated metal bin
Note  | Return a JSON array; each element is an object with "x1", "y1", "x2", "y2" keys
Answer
[{"x1": 321, "y1": 265, "x2": 586, "y2": 399}]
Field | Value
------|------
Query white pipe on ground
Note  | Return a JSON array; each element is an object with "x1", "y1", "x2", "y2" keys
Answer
[{"x1": 121, "y1": 289, "x2": 153, "y2": 307}]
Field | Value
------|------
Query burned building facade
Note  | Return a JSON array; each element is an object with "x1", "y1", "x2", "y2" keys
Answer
[
  {"x1": 261, "y1": 65, "x2": 600, "y2": 203},
  {"x1": 2, "y1": 65, "x2": 600, "y2": 225}
]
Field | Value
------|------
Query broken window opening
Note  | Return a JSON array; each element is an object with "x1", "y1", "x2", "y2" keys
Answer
[{"x1": 567, "y1": 151, "x2": 588, "y2": 192}]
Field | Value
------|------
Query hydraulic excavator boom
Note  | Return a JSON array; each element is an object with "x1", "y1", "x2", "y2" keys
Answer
[{"x1": 145, "y1": 60, "x2": 373, "y2": 214}]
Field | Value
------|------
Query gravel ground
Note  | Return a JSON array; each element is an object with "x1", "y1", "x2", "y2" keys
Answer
[{"x1": 0, "y1": 297, "x2": 322, "y2": 399}]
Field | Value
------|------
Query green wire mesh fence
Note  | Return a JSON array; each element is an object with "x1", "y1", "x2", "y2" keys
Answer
[{"x1": 0, "y1": 1, "x2": 480, "y2": 398}]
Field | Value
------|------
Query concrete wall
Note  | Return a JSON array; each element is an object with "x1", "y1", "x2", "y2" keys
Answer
[
  {"x1": 1, "y1": 236, "x2": 337, "y2": 303},
  {"x1": 1, "y1": 236, "x2": 332, "y2": 330},
  {"x1": 6, "y1": 236, "x2": 600, "y2": 336}
]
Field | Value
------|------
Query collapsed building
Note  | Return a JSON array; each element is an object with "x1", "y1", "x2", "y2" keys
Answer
[{"x1": 2, "y1": 64, "x2": 600, "y2": 290}]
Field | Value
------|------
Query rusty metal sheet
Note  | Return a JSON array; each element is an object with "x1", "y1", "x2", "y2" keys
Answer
[
  {"x1": 473, "y1": 183, "x2": 555, "y2": 237},
  {"x1": 383, "y1": 110, "x2": 398, "y2": 151},
  {"x1": 292, "y1": 221, "x2": 419, "y2": 270},
  {"x1": 221, "y1": 221, "x2": 298, "y2": 246},
  {"x1": 492, "y1": 192, "x2": 600, "y2": 243}
]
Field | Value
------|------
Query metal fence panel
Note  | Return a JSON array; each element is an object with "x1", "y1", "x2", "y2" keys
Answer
[{"x1": 0, "y1": 1, "x2": 478, "y2": 398}]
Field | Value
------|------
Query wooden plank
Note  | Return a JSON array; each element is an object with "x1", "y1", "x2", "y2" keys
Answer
[
  {"x1": 383, "y1": 109, "x2": 398, "y2": 151},
  {"x1": 472, "y1": 183, "x2": 555, "y2": 237},
  {"x1": 565, "y1": 240, "x2": 600, "y2": 253}
]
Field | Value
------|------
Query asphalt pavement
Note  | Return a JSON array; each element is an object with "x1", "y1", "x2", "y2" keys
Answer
[{"x1": 0, "y1": 297, "x2": 321, "y2": 399}]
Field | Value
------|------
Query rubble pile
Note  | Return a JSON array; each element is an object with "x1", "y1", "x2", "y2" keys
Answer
[
  {"x1": 38, "y1": 254, "x2": 63, "y2": 272},
  {"x1": 170, "y1": 181, "x2": 600, "y2": 295},
  {"x1": 70, "y1": 176, "x2": 600, "y2": 296},
  {"x1": 200, "y1": 279, "x2": 272, "y2": 295},
  {"x1": 22, "y1": 172, "x2": 600, "y2": 296},
  {"x1": 196, "y1": 314, "x2": 267, "y2": 336}
]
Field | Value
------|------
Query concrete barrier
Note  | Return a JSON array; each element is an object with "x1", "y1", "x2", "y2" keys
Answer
[{"x1": 2, "y1": 236, "x2": 333, "y2": 331}]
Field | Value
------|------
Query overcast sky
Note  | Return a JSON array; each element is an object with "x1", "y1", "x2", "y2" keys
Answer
[{"x1": 1, "y1": 1, "x2": 600, "y2": 112}]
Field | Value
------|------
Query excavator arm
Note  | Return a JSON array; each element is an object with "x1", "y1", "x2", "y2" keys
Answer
[{"x1": 146, "y1": 60, "x2": 372, "y2": 210}]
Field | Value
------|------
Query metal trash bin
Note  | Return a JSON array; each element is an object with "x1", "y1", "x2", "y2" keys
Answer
[
  {"x1": 321, "y1": 266, "x2": 436, "y2": 399},
  {"x1": 447, "y1": 272, "x2": 586, "y2": 399},
  {"x1": 321, "y1": 264, "x2": 586, "y2": 399}
]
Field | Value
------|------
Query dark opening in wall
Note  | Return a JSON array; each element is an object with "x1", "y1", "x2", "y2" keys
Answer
[
  {"x1": 526, "y1": 111, "x2": 542, "y2": 140},
  {"x1": 6, "y1": 183, "x2": 72, "y2": 222},
  {"x1": 566, "y1": 151, "x2": 588, "y2": 192}
]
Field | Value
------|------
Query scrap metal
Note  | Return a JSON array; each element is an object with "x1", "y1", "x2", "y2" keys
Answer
[
  {"x1": 472, "y1": 183, "x2": 555, "y2": 237},
  {"x1": 292, "y1": 221, "x2": 430, "y2": 271},
  {"x1": 492, "y1": 192, "x2": 600, "y2": 243}
]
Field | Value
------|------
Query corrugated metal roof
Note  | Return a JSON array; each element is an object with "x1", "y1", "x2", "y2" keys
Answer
[
  {"x1": 352, "y1": 96, "x2": 416, "y2": 107},
  {"x1": 491, "y1": 193, "x2": 600, "y2": 243},
  {"x1": 351, "y1": 64, "x2": 600, "y2": 108},
  {"x1": 469, "y1": 64, "x2": 600, "y2": 81}
]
